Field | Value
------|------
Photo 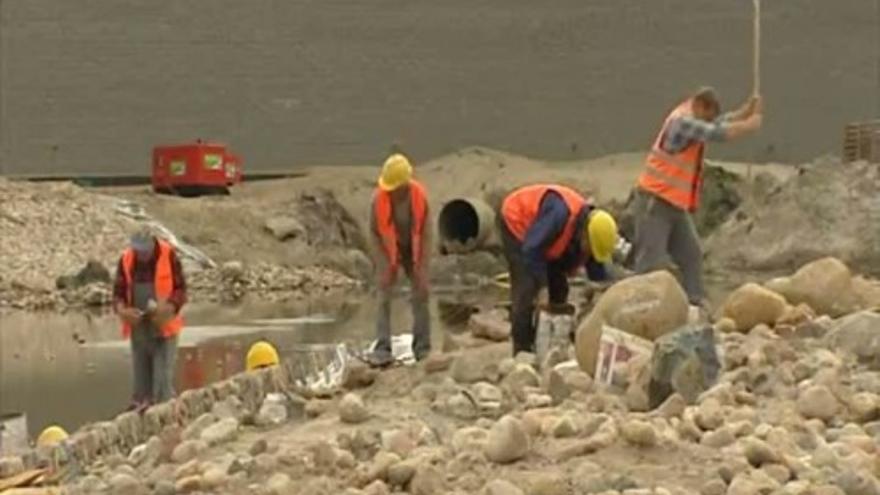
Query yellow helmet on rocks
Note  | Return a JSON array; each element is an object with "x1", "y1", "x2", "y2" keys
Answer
[
  {"x1": 246, "y1": 341, "x2": 280, "y2": 371},
  {"x1": 37, "y1": 425, "x2": 68, "y2": 448},
  {"x1": 377, "y1": 154, "x2": 413, "y2": 191},
  {"x1": 586, "y1": 209, "x2": 618, "y2": 264}
]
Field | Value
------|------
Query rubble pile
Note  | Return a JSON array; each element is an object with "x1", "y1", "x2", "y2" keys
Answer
[
  {"x1": 707, "y1": 157, "x2": 880, "y2": 274},
  {"x1": 2, "y1": 257, "x2": 874, "y2": 495},
  {"x1": 0, "y1": 179, "x2": 360, "y2": 310},
  {"x1": 0, "y1": 179, "x2": 139, "y2": 309},
  {"x1": 199, "y1": 261, "x2": 360, "y2": 304}
]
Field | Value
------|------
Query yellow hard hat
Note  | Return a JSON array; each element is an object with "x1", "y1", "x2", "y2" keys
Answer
[
  {"x1": 246, "y1": 341, "x2": 280, "y2": 371},
  {"x1": 36, "y1": 425, "x2": 68, "y2": 448},
  {"x1": 377, "y1": 154, "x2": 412, "y2": 191},
  {"x1": 586, "y1": 209, "x2": 618, "y2": 264}
]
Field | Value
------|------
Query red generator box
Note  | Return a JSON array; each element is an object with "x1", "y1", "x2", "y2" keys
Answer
[{"x1": 152, "y1": 140, "x2": 243, "y2": 196}]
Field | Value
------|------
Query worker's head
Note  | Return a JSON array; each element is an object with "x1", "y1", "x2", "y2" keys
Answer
[
  {"x1": 378, "y1": 153, "x2": 413, "y2": 197},
  {"x1": 36, "y1": 425, "x2": 69, "y2": 448},
  {"x1": 130, "y1": 227, "x2": 156, "y2": 261},
  {"x1": 692, "y1": 86, "x2": 721, "y2": 122},
  {"x1": 583, "y1": 209, "x2": 618, "y2": 264},
  {"x1": 246, "y1": 340, "x2": 280, "y2": 371}
]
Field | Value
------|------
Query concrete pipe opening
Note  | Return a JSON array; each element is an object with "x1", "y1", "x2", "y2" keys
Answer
[{"x1": 438, "y1": 198, "x2": 496, "y2": 254}]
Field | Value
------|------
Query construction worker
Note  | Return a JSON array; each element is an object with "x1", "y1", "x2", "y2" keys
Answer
[
  {"x1": 246, "y1": 341, "x2": 280, "y2": 371},
  {"x1": 368, "y1": 153, "x2": 432, "y2": 366},
  {"x1": 113, "y1": 227, "x2": 187, "y2": 410},
  {"x1": 634, "y1": 87, "x2": 763, "y2": 308},
  {"x1": 499, "y1": 184, "x2": 619, "y2": 357}
]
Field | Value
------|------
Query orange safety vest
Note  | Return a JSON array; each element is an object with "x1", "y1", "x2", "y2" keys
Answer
[
  {"x1": 501, "y1": 184, "x2": 586, "y2": 260},
  {"x1": 638, "y1": 98, "x2": 706, "y2": 212},
  {"x1": 373, "y1": 179, "x2": 429, "y2": 276},
  {"x1": 120, "y1": 240, "x2": 184, "y2": 339}
]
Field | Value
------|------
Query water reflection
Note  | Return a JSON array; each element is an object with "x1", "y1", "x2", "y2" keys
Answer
[{"x1": 0, "y1": 288, "x2": 491, "y2": 438}]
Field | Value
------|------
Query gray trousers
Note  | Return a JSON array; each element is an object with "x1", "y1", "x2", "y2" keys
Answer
[
  {"x1": 633, "y1": 191, "x2": 705, "y2": 304},
  {"x1": 130, "y1": 328, "x2": 178, "y2": 405},
  {"x1": 375, "y1": 252, "x2": 431, "y2": 362}
]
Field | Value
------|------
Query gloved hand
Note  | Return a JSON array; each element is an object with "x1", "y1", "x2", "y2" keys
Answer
[
  {"x1": 150, "y1": 299, "x2": 176, "y2": 327},
  {"x1": 117, "y1": 305, "x2": 143, "y2": 326}
]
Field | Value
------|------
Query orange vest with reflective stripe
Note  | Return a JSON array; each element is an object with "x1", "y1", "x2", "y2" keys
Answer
[
  {"x1": 120, "y1": 240, "x2": 184, "y2": 339},
  {"x1": 501, "y1": 184, "x2": 586, "y2": 260},
  {"x1": 373, "y1": 180, "x2": 429, "y2": 276},
  {"x1": 638, "y1": 99, "x2": 705, "y2": 211}
]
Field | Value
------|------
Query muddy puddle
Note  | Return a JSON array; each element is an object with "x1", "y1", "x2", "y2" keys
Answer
[{"x1": 0, "y1": 287, "x2": 499, "y2": 439}]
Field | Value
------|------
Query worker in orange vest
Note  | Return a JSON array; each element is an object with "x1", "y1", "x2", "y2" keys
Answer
[
  {"x1": 113, "y1": 228, "x2": 187, "y2": 410},
  {"x1": 634, "y1": 87, "x2": 763, "y2": 309},
  {"x1": 499, "y1": 184, "x2": 619, "y2": 357},
  {"x1": 368, "y1": 153, "x2": 431, "y2": 366}
]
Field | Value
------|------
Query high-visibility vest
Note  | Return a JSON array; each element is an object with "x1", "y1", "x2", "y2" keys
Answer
[
  {"x1": 373, "y1": 179, "x2": 429, "y2": 276},
  {"x1": 638, "y1": 98, "x2": 705, "y2": 211},
  {"x1": 120, "y1": 240, "x2": 184, "y2": 339},
  {"x1": 501, "y1": 184, "x2": 586, "y2": 260}
]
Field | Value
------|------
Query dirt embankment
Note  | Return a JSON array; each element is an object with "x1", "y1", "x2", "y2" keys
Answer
[{"x1": 1, "y1": 146, "x2": 810, "y2": 312}]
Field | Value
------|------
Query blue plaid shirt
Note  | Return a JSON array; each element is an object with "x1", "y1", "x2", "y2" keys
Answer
[{"x1": 661, "y1": 115, "x2": 729, "y2": 153}]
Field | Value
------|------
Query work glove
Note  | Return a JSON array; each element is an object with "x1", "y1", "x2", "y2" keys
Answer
[{"x1": 150, "y1": 299, "x2": 176, "y2": 327}]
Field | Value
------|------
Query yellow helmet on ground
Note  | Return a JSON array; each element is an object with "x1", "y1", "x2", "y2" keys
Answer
[
  {"x1": 36, "y1": 425, "x2": 68, "y2": 448},
  {"x1": 246, "y1": 341, "x2": 280, "y2": 371},
  {"x1": 377, "y1": 154, "x2": 413, "y2": 191},
  {"x1": 586, "y1": 209, "x2": 618, "y2": 264}
]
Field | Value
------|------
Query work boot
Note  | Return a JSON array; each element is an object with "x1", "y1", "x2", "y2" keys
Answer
[{"x1": 366, "y1": 351, "x2": 394, "y2": 369}]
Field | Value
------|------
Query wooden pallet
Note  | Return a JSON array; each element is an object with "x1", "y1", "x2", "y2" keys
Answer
[{"x1": 843, "y1": 120, "x2": 880, "y2": 163}]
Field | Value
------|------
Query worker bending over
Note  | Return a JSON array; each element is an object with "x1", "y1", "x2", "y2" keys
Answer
[
  {"x1": 634, "y1": 87, "x2": 763, "y2": 308},
  {"x1": 113, "y1": 228, "x2": 187, "y2": 410},
  {"x1": 368, "y1": 153, "x2": 432, "y2": 366},
  {"x1": 499, "y1": 184, "x2": 618, "y2": 357}
]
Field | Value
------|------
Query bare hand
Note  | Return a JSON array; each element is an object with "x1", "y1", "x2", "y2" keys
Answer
[
  {"x1": 117, "y1": 305, "x2": 143, "y2": 325},
  {"x1": 750, "y1": 95, "x2": 763, "y2": 115}
]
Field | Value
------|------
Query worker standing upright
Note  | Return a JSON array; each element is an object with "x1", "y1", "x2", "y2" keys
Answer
[
  {"x1": 368, "y1": 153, "x2": 432, "y2": 366},
  {"x1": 634, "y1": 87, "x2": 763, "y2": 309},
  {"x1": 113, "y1": 227, "x2": 187, "y2": 410},
  {"x1": 499, "y1": 184, "x2": 619, "y2": 357}
]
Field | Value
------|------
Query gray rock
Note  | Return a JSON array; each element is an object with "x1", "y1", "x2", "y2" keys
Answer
[
  {"x1": 153, "y1": 481, "x2": 176, "y2": 495},
  {"x1": 267, "y1": 472, "x2": 292, "y2": 495},
  {"x1": 264, "y1": 215, "x2": 306, "y2": 241},
  {"x1": 798, "y1": 385, "x2": 841, "y2": 421},
  {"x1": 256, "y1": 393, "x2": 289, "y2": 426},
  {"x1": 200, "y1": 417, "x2": 239, "y2": 446},
  {"x1": 835, "y1": 469, "x2": 880, "y2": 495},
  {"x1": 410, "y1": 463, "x2": 445, "y2": 495},
  {"x1": 469, "y1": 309, "x2": 511, "y2": 342},
  {"x1": 825, "y1": 311, "x2": 880, "y2": 367},
  {"x1": 450, "y1": 343, "x2": 508, "y2": 383},
  {"x1": 483, "y1": 479, "x2": 525, "y2": 495},
  {"x1": 108, "y1": 472, "x2": 145, "y2": 495},
  {"x1": 339, "y1": 393, "x2": 370, "y2": 424},
  {"x1": 452, "y1": 426, "x2": 490, "y2": 454},
  {"x1": 485, "y1": 415, "x2": 530, "y2": 464},
  {"x1": 648, "y1": 324, "x2": 720, "y2": 408},
  {"x1": 0, "y1": 455, "x2": 25, "y2": 478},
  {"x1": 700, "y1": 478, "x2": 726, "y2": 495},
  {"x1": 171, "y1": 440, "x2": 207, "y2": 464},
  {"x1": 742, "y1": 437, "x2": 781, "y2": 467},
  {"x1": 620, "y1": 419, "x2": 657, "y2": 447},
  {"x1": 388, "y1": 459, "x2": 419, "y2": 487}
]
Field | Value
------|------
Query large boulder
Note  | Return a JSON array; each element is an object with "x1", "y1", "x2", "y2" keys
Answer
[
  {"x1": 450, "y1": 343, "x2": 510, "y2": 383},
  {"x1": 777, "y1": 258, "x2": 860, "y2": 317},
  {"x1": 720, "y1": 283, "x2": 788, "y2": 332},
  {"x1": 647, "y1": 325, "x2": 720, "y2": 408},
  {"x1": 575, "y1": 271, "x2": 689, "y2": 375}
]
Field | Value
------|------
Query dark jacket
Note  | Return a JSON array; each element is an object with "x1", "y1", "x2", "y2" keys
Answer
[{"x1": 112, "y1": 240, "x2": 188, "y2": 312}]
